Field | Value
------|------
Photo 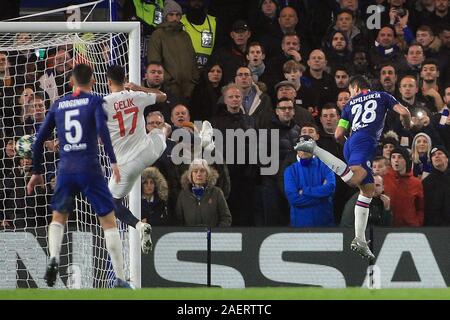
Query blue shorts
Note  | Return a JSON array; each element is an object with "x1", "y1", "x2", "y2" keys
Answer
[
  {"x1": 51, "y1": 173, "x2": 114, "y2": 216},
  {"x1": 344, "y1": 134, "x2": 377, "y2": 185}
]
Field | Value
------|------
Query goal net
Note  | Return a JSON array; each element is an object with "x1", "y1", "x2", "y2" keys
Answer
[{"x1": 0, "y1": 22, "x2": 142, "y2": 289}]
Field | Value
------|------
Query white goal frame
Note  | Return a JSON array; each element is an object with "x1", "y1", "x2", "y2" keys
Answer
[{"x1": 0, "y1": 21, "x2": 143, "y2": 288}]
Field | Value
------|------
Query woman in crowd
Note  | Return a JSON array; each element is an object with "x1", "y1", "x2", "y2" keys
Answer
[
  {"x1": 141, "y1": 167, "x2": 170, "y2": 226},
  {"x1": 411, "y1": 132, "x2": 433, "y2": 179},
  {"x1": 176, "y1": 158, "x2": 231, "y2": 227},
  {"x1": 190, "y1": 63, "x2": 224, "y2": 121}
]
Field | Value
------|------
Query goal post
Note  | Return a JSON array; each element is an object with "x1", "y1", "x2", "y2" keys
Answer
[{"x1": 0, "y1": 21, "x2": 142, "y2": 288}]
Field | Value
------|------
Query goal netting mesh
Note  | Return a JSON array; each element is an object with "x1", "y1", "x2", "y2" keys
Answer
[{"x1": 0, "y1": 30, "x2": 131, "y2": 288}]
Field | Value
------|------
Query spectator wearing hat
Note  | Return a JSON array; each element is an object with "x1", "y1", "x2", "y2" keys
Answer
[
  {"x1": 284, "y1": 135, "x2": 336, "y2": 227},
  {"x1": 209, "y1": 19, "x2": 252, "y2": 85},
  {"x1": 411, "y1": 132, "x2": 433, "y2": 179},
  {"x1": 147, "y1": 0, "x2": 199, "y2": 100},
  {"x1": 384, "y1": 146, "x2": 424, "y2": 227},
  {"x1": 248, "y1": 0, "x2": 281, "y2": 60},
  {"x1": 176, "y1": 158, "x2": 232, "y2": 227},
  {"x1": 379, "y1": 131, "x2": 399, "y2": 161},
  {"x1": 423, "y1": 146, "x2": 450, "y2": 226},
  {"x1": 274, "y1": 80, "x2": 314, "y2": 127}
]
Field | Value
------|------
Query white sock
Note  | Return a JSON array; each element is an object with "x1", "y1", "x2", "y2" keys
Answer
[
  {"x1": 48, "y1": 222, "x2": 65, "y2": 262},
  {"x1": 104, "y1": 228, "x2": 125, "y2": 280},
  {"x1": 314, "y1": 146, "x2": 353, "y2": 182},
  {"x1": 355, "y1": 194, "x2": 372, "y2": 242}
]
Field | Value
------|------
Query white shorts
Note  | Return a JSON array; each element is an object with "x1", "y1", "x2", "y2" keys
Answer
[{"x1": 109, "y1": 131, "x2": 166, "y2": 199}]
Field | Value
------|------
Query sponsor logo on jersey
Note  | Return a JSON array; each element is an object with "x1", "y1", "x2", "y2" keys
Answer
[{"x1": 63, "y1": 143, "x2": 87, "y2": 152}]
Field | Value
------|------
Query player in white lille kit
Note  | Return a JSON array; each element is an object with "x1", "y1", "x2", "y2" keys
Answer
[
  {"x1": 27, "y1": 64, "x2": 131, "y2": 288},
  {"x1": 104, "y1": 65, "x2": 167, "y2": 254}
]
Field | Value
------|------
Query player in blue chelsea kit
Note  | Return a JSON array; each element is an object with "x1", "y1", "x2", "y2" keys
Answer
[
  {"x1": 27, "y1": 64, "x2": 130, "y2": 288},
  {"x1": 295, "y1": 76, "x2": 412, "y2": 260}
]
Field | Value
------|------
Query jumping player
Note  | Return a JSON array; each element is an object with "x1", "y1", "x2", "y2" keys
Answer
[
  {"x1": 295, "y1": 75, "x2": 411, "y2": 260},
  {"x1": 27, "y1": 64, "x2": 130, "y2": 288},
  {"x1": 103, "y1": 65, "x2": 167, "y2": 254}
]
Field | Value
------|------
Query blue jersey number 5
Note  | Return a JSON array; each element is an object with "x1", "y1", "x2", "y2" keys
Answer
[{"x1": 65, "y1": 109, "x2": 83, "y2": 144}]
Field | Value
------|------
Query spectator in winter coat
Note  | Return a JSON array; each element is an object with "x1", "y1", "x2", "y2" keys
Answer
[
  {"x1": 147, "y1": 0, "x2": 199, "y2": 100},
  {"x1": 141, "y1": 167, "x2": 169, "y2": 226},
  {"x1": 284, "y1": 135, "x2": 336, "y2": 227},
  {"x1": 423, "y1": 146, "x2": 450, "y2": 226},
  {"x1": 176, "y1": 159, "x2": 231, "y2": 227},
  {"x1": 384, "y1": 147, "x2": 424, "y2": 227},
  {"x1": 411, "y1": 132, "x2": 433, "y2": 179}
]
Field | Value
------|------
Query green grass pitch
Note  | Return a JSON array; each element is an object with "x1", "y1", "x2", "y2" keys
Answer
[{"x1": 0, "y1": 288, "x2": 450, "y2": 300}]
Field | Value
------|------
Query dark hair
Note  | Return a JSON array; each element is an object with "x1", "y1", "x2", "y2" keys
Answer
[
  {"x1": 282, "y1": 32, "x2": 300, "y2": 43},
  {"x1": 277, "y1": 97, "x2": 294, "y2": 106},
  {"x1": 417, "y1": 24, "x2": 434, "y2": 36},
  {"x1": 421, "y1": 58, "x2": 440, "y2": 71},
  {"x1": 379, "y1": 62, "x2": 397, "y2": 72},
  {"x1": 246, "y1": 41, "x2": 265, "y2": 55},
  {"x1": 300, "y1": 122, "x2": 319, "y2": 133},
  {"x1": 72, "y1": 64, "x2": 93, "y2": 86},
  {"x1": 106, "y1": 65, "x2": 126, "y2": 85},
  {"x1": 349, "y1": 75, "x2": 371, "y2": 90},
  {"x1": 320, "y1": 103, "x2": 340, "y2": 116},
  {"x1": 332, "y1": 65, "x2": 350, "y2": 75},
  {"x1": 378, "y1": 24, "x2": 396, "y2": 37},
  {"x1": 336, "y1": 8, "x2": 354, "y2": 19}
]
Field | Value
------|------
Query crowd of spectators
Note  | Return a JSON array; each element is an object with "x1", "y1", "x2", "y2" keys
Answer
[{"x1": 1, "y1": 0, "x2": 450, "y2": 229}]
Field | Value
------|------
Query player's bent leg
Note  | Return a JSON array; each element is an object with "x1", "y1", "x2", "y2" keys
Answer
[
  {"x1": 347, "y1": 165, "x2": 368, "y2": 187},
  {"x1": 45, "y1": 211, "x2": 69, "y2": 287},
  {"x1": 99, "y1": 212, "x2": 129, "y2": 287},
  {"x1": 294, "y1": 138, "x2": 354, "y2": 182},
  {"x1": 113, "y1": 198, "x2": 139, "y2": 228}
]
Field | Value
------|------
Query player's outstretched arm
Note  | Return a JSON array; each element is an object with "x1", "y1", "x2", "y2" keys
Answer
[
  {"x1": 335, "y1": 118, "x2": 349, "y2": 144},
  {"x1": 393, "y1": 103, "x2": 412, "y2": 130},
  {"x1": 124, "y1": 82, "x2": 167, "y2": 103},
  {"x1": 27, "y1": 174, "x2": 44, "y2": 195}
]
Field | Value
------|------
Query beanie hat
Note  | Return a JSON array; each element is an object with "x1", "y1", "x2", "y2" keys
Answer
[
  {"x1": 430, "y1": 145, "x2": 449, "y2": 159},
  {"x1": 411, "y1": 132, "x2": 432, "y2": 162},
  {"x1": 391, "y1": 146, "x2": 412, "y2": 172},
  {"x1": 163, "y1": 0, "x2": 183, "y2": 20}
]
